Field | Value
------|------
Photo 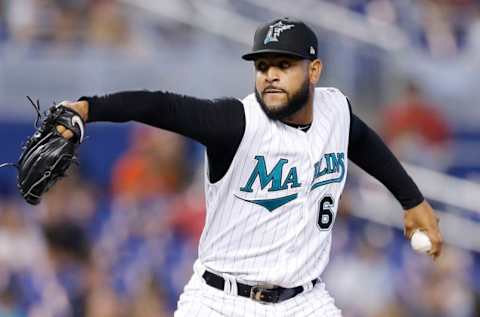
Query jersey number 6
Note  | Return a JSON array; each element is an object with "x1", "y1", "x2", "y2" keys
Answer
[{"x1": 317, "y1": 195, "x2": 335, "y2": 230}]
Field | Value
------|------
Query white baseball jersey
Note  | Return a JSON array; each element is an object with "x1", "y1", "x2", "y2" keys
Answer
[{"x1": 197, "y1": 87, "x2": 350, "y2": 288}]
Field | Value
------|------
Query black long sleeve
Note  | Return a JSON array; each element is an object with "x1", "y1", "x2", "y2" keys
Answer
[
  {"x1": 81, "y1": 91, "x2": 245, "y2": 183},
  {"x1": 83, "y1": 91, "x2": 243, "y2": 147},
  {"x1": 82, "y1": 91, "x2": 424, "y2": 209}
]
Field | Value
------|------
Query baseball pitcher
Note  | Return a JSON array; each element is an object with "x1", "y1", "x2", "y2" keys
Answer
[{"x1": 11, "y1": 17, "x2": 442, "y2": 316}]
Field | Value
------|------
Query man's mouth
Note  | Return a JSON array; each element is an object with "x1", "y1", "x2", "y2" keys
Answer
[{"x1": 263, "y1": 88, "x2": 285, "y2": 95}]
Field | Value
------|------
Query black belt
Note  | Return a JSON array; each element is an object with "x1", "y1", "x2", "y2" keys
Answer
[{"x1": 202, "y1": 270, "x2": 317, "y2": 304}]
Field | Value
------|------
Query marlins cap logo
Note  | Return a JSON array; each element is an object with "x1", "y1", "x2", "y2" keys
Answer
[{"x1": 264, "y1": 21, "x2": 295, "y2": 44}]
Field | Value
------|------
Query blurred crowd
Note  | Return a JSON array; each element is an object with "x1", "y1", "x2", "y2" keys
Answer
[
  {"x1": 2, "y1": 0, "x2": 480, "y2": 127},
  {"x1": 0, "y1": 127, "x2": 203, "y2": 317},
  {"x1": 323, "y1": 0, "x2": 480, "y2": 129},
  {"x1": 0, "y1": 0, "x2": 130, "y2": 47},
  {"x1": 0, "y1": 0, "x2": 479, "y2": 317},
  {"x1": 1, "y1": 0, "x2": 480, "y2": 56},
  {"x1": 330, "y1": 0, "x2": 480, "y2": 57},
  {"x1": 325, "y1": 212, "x2": 478, "y2": 317}
]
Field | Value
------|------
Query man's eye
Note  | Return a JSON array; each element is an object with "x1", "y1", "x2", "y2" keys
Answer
[
  {"x1": 256, "y1": 62, "x2": 268, "y2": 72},
  {"x1": 279, "y1": 61, "x2": 290, "y2": 69}
]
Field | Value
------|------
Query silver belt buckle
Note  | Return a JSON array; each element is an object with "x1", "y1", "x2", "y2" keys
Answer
[
  {"x1": 250, "y1": 286, "x2": 266, "y2": 302},
  {"x1": 250, "y1": 285, "x2": 278, "y2": 303}
]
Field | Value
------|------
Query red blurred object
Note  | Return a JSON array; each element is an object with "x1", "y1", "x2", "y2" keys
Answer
[{"x1": 382, "y1": 82, "x2": 450, "y2": 146}]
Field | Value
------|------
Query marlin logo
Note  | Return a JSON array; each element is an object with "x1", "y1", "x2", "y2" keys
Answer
[
  {"x1": 238, "y1": 156, "x2": 301, "y2": 212},
  {"x1": 264, "y1": 21, "x2": 295, "y2": 45}
]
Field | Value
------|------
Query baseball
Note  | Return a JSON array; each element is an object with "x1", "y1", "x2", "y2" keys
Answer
[{"x1": 410, "y1": 230, "x2": 432, "y2": 253}]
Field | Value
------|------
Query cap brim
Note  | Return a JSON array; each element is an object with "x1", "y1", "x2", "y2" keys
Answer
[{"x1": 242, "y1": 49, "x2": 308, "y2": 61}]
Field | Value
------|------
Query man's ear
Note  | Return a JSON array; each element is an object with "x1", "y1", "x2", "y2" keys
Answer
[{"x1": 309, "y1": 59, "x2": 322, "y2": 85}]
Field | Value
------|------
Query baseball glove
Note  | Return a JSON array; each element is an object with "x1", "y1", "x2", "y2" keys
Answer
[{"x1": 0, "y1": 97, "x2": 85, "y2": 205}]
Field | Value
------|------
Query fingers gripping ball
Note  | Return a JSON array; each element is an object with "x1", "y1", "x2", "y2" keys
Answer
[{"x1": 410, "y1": 230, "x2": 432, "y2": 253}]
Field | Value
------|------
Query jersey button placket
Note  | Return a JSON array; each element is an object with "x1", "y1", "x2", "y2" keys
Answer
[
  {"x1": 299, "y1": 135, "x2": 314, "y2": 218},
  {"x1": 286, "y1": 138, "x2": 313, "y2": 253}
]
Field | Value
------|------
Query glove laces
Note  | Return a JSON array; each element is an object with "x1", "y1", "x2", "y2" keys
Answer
[{"x1": 0, "y1": 96, "x2": 45, "y2": 170}]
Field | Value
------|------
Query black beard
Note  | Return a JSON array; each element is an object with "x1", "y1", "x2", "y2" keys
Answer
[{"x1": 255, "y1": 79, "x2": 310, "y2": 121}]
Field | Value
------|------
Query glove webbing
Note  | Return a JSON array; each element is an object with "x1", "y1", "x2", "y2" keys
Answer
[{"x1": 0, "y1": 96, "x2": 43, "y2": 171}]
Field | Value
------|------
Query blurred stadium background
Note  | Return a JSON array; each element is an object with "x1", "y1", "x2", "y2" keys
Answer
[{"x1": 0, "y1": 0, "x2": 479, "y2": 316}]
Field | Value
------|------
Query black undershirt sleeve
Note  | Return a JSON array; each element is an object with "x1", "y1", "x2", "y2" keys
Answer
[
  {"x1": 81, "y1": 90, "x2": 424, "y2": 209},
  {"x1": 347, "y1": 99, "x2": 424, "y2": 209},
  {"x1": 81, "y1": 90, "x2": 245, "y2": 183}
]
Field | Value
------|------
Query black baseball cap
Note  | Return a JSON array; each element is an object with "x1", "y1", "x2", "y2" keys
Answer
[{"x1": 242, "y1": 17, "x2": 318, "y2": 61}]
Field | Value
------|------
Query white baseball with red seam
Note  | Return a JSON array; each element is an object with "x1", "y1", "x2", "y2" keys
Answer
[{"x1": 410, "y1": 230, "x2": 432, "y2": 253}]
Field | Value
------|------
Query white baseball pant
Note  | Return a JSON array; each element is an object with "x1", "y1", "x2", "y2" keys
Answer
[{"x1": 175, "y1": 262, "x2": 341, "y2": 317}]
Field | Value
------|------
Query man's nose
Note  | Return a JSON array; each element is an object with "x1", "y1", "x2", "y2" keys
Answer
[{"x1": 265, "y1": 66, "x2": 280, "y2": 82}]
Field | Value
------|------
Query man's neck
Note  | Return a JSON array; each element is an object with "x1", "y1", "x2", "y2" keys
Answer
[
  {"x1": 284, "y1": 121, "x2": 312, "y2": 132},
  {"x1": 282, "y1": 94, "x2": 314, "y2": 125}
]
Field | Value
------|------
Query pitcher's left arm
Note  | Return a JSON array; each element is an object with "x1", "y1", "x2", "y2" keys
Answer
[{"x1": 347, "y1": 101, "x2": 442, "y2": 259}]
